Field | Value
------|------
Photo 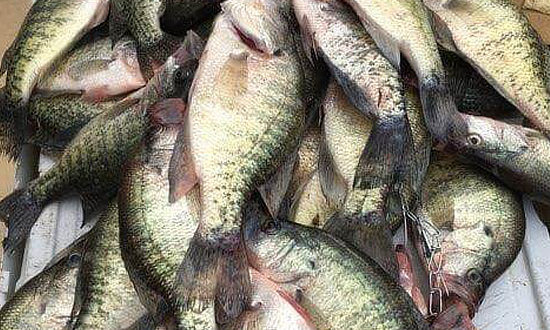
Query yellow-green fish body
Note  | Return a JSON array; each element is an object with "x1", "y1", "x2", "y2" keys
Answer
[
  {"x1": 2, "y1": 0, "x2": 110, "y2": 112},
  {"x1": 425, "y1": 0, "x2": 550, "y2": 136}
]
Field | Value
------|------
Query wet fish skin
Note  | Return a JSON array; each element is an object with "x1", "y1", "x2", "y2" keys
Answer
[
  {"x1": 438, "y1": 51, "x2": 519, "y2": 119},
  {"x1": 340, "y1": 0, "x2": 461, "y2": 143},
  {"x1": 243, "y1": 199, "x2": 430, "y2": 330},
  {"x1": 222, "y1": 269, "x2": 316, "y2": 330},
  {"x1": 178, "y1": 1, "x2": 312, "y2": 321},
  {"x1": 290, "y1": 171, "x2": 337, "y2": 228},
  {"x1": 418, "y1": 155, "x2": 525, "y2": 315},
  {"x1": 119, "y1": 125, "x2": 213, "y2": 329},
  {"x1": 424, "y1": 0, "x2": 550, "y2": 137},
  {"x1": 2, "y1": 0, "x2": 110, "y2": 114},
  {"x1": 320, "y1": 80, "x2": 398, "y2": 278},
  {"x1": 110, "y1": 0, "x2": 181, "y2": 79},
  {"x1": 451, "y1": 113, "x2": 550, "y2": 206},
  {"x1": 70, "y1": 202, "x2": 148, "y2": 330},
  {"x1": 0, "y1": 240, "x2": 84, "y2": 329},
  {"x1": 0, "y1": 39, "x2": 200, "y2": 253},
  {"x1": 385, "y1": 85, "x2": 432, "y2": 232},
  {"x1": 293, "y1": 0, "x2": 412, "y2": 189},
  {"x1": 37, "y1": 35, "x2": 145, "y2": 101},
  {"x1": 0, "y1": 90, "x2": 118, "y2": 160}
]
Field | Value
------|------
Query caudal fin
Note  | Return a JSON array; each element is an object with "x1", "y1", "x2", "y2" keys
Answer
[
  {"x1": 175, "y1": 231, "x2": 251, "y2": 324},
  {"x1": 419, "y1": 75, "x2": 466, "y2": 144},
  {"x1": 353, "y1": 114, "x2": 413, "y2": 191},
  {"x1": 0, "y1": 188, "x2": 44, "y2": 253}
]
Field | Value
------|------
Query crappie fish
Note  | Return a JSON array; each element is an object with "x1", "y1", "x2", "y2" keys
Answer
[
  {"x1": 0, "y1": 239, "x2": 84, "y2": 329},
  {"x1": 119, "y1": 123, "x2": 213, "y2": 329},
  {"x1": 243, "y1": 198, "x2": 430, "y2": 330},
  {"x1": 0, "y1": 36, "x2": 203, "y2": 253},
  {"x1": 70, "y1": 202, "x2": 148, "y2": 330},
  {"x1": 1, "y1": 0, "x2": 110, "y2": 114},
  {"x1": 173, "y1": 1, "x2": 314, "y2": 322},
  {"x1": 293, "y1": 0, "x2": 412, "y2": 190},
  {"x1": 222, "y1": 269, "x2": 316, "y2": 330},
  {"x1": 418, "y1": 155, "x2": 525, "y2": 325},
  {"x1": 37, "y1": 35, "x2": 145, "y2": 101},
  {"x1": 339, "y1": 0, "x2": 461, "y2": 142},
  {"x1": 110, "y1": 0, "x2": 182, "y2": 79},
  {"x1": 450, "y1": 113, "x2": 550, "y2": 206},
  {"x1": 120, "y1": 125, "x2": 317, "y2": 330},
  {"x1": 439, "y1": 51, "x2": 519, "y2": 119},
  {"x1": 0, "y1": 90, "x2": 117, "y2": 160},
  {"x1": 424, "y1": 0, "x2": 550, "y2": 137}
]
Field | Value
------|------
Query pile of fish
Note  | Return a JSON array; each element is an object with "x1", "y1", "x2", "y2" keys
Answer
[{"x1": 0, "y1": 0, "x2": 547, "y2": 328}]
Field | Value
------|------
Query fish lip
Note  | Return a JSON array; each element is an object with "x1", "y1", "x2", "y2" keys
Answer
[{"x1": 440, "y1": 273, "x2": 482, "y2": 318}]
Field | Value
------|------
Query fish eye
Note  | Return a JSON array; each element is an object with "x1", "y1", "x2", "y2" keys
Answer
[
  {"x1": 67, "y1": 253, "x2": 81, "y2": 268},
  {"x1": 261, "y1": 220, "x2": 280, "y2": 235},
  {"x1": 467, "y1": 134, "x2": 482, "y2": 146},
  {"x1": 174, "y1": 67, "x2": 190, "y2": 85},
  {"x1": 466, "y1": 268, "x2": 483, "y2": 284}
]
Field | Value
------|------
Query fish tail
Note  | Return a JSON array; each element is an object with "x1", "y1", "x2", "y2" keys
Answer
[
  {"x1": 419, "y1": 74, "x2": 465, "y2": 143},
  {"x1": 324, "y1": 211, "x2": 399, "y2": 281},
  {"x1": 353, "y1": 114, "x2": 412, "y2": 190},
  {"x1": 176, "y1": 230, "x2": 251, "y2": 324},
  {"x1": 0, "y1": 89, "x2": 23, "y2": 161},
  {"x1": 0, "y1": 188, "x2": 44, "y2": 253}
]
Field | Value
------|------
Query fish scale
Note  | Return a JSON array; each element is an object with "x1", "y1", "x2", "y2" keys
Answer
[
  {"x1": 2, "y1": 0, "x2": 110, "y2": 113},
  {"x1": 425, "y1": 0, "x2": 550, "y2": 137}
]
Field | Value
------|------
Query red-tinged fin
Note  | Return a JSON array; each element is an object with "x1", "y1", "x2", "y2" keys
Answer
[
  {"x1": 173, "y1": 30, "x2": 205, "y2": 62},
  {"x1": 149, "y1": 98, "x2": 187, "y2": 126},
  {"x1": 168, "y1": 128, "x2": 198, "y2": 203},
  {"x1": 432, "y1": 296, "x2": 478, "y2": 330},
  {"x1": 396, "y1": 245, "x2": 428, "y2": 316}
]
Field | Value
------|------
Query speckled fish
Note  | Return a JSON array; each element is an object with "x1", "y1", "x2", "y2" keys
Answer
[
  {"x1": 450, "y1": 113, "x2": 550, "y2": 206},
  {"x1": 275, "y1": 125, "x2": 323, "y2": 221},
  {"x1": 0, "y1": 238, "x2": 84, "y2": 329},
  {"x1": 109, "y1": 0, "x2": 182, "y2": 79},
  {"x1": 0, "y1": 0, "x2": 110, "y2": 115},
  {"x1": 70, "y1": 202, "x2": 148, "y2": 330},
  {"x1": 438, "y1": 51, "x2": 519, "y2": 119},
  {"x1": 0, "y1": 36, "x2": 203, "y2": 253},
  {"x1": 0, "y1": 90, "x2": 117, "y2": 160},
  {"x1": 319, "y1": 80, "x2": 398, "y2": 278},
  {"x1": 338, "y1": 0, "x2": 460, "y2": 142},
  {"x1": 119, "y1": 123, "x2": 214, "y2": 329},
  {"x1": 293, "y1": 0, "x2": 412, "y2": 191},
  {"x1": 120, "y1": 124, "x2": 316, "y2": 330},
  {"x1": 243, "y1": 198, "x2": 430, "y2": 330},
  {"x1": 424, "y1": 0, "x2": 550, "y2": 137},
  {"x1": 385, "y1": 85, "x2": 432, "y2": 235},
  {"x1": 223, "y1": 269, "x2": 316, "y2": 330},
  {"x1": 172, "y1": 1, "x2": 315, "y2": 322},
  {"x1": 417, "y1": 154, "x2": 525, "y2": 327},
  {"x1": 36, "y1": 35, "x2": 145, "y2": 101}
]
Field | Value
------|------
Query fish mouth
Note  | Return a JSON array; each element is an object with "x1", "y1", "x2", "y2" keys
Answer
[
  {"x1": 440, "y1": 273, "x2": 482, "y2": 318},
  {"x1": 431, "y1": 295, "x2": 478, "y2": 330}
]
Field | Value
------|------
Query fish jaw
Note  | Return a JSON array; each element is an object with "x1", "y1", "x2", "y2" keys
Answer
[{"x1": 431, "y1": 295, "x2": 478, "y2": 330}]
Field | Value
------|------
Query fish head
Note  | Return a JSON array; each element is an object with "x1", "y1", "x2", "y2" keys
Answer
[
  {"x1": 145, "y1": 31, "x2": 205, "y2": 103},
  {"x1": 244, "y1": 199, "x2": 318, "y2": 285},
  {"x1": 450, "y1": 114, "x2": 529, "y2": 161},
  {"x1": 433, "y1": 223, "x2": 495, "y2": 314},
  {"x1": 221, "y1": 0, "x2": 291, "y2": 54}
]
